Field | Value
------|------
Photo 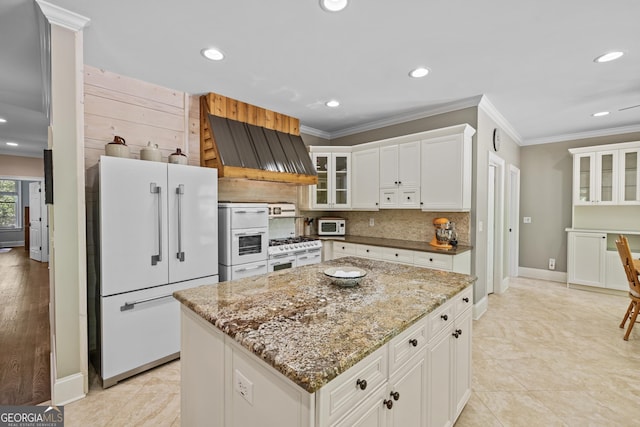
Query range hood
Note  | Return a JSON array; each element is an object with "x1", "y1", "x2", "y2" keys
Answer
[{"x1": 200, "y1": 93, "x2": 317, "y2": 185}]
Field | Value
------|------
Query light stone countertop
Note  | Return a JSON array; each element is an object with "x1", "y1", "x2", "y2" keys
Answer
[
  {"x1": 312, "y1": 235, "x2": 473, "y2": 255},
  {"x1": 174, "y1": 257, "x2": 476, "y2": 393}
]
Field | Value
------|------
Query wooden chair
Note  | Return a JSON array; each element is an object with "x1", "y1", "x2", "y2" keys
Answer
[{"x1": 615, "y1": 235, "x2": 640, "y2": 340}]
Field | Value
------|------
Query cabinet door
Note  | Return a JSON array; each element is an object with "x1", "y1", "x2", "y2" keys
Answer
[
  {"x1": 167, "y1": 164, "x2": 218, "y2": 283},
  {"x1": 99, "y1": 156, "x2": 169, "y2": 295},
  {"x1": 452, "y1": 310, "x2": 472, "y2": 421},
  {"x1": 619, "y1": 149, "x2": 640, "y2": 204},
  {"x1": 567, "y1": 232, "x2": 606, "y2": 286},
  {"x1": 352, "y1": 147, "x2": 380, "y2": 210},
  {"x1": 379, "y1": 145, "x2": 400, "y2": 188},
  {"x1": 332, "y1": 385, "x2": 388, "y2": 427},
  {"x1": 388, "y1": 352, "x2": 427, "y2": 427},
  {"x1": 332, "y1": 153, "x2": 351, "y2": 209},
  {"x1": 397, "y1": 141, "x2": 420, "y2": 188},
  {"x1": 573, "y1": 153, "x2": 595, "y2": 205},
  {"x1": 595, "y1": 151, "x2": 618, "y2": 204},
  {"x1": 312, "y1": 153, "x2": 332, "y2": 209},
  {"x1": 421, "y1": 134, "x2": 471, "y2": 211},
  {"x1": 428, "y1": 328, "x2": 453, "y2": 427}
]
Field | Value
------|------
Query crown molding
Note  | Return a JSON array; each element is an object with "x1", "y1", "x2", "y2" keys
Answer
[
  {"x1": 300, "y1": 125, "x2": 331, "y2": 140},
  {"x1": 477, "y1": 95, "x2": 523, "y2": 145},
  {"x1": 522, "y1": 123, "x2": 640, "y2": 146},
  {"x1": 325, "y1": 95, "x2": 483, "y2": 140},
  {"x1": 36, "y1": 0, "x2": 90, "y2": 32}
]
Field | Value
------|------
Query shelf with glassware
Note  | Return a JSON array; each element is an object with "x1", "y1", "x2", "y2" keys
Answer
[{"x1": 299, "y1": 147, "x2": 351, "y2": 210}]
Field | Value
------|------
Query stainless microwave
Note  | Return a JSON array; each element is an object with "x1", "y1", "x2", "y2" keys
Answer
[{"x1": 317, "y1": 218, "x2": 346, "y2": 236}]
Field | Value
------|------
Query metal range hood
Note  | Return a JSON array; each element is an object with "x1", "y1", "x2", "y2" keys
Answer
[{"x1": 208, "y1": 114, "x2": 317, "y2": 180}]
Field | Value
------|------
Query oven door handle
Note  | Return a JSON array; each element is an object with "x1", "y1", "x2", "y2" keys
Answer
[
  {"x1": 236, "y1": 264, "x2": 266, "y2": 272},
  {"x1": 235, "y1": 210, "x2": 267, "y2": 214},
  {"x1": 234, "y1": 231, "x2": 266, "y2": 236}
]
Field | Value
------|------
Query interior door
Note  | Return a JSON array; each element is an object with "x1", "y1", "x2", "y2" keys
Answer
[
  {"x1": 167, "y1": 164, "x2": 218, "y2": 283},
  {"x1": 29, "y1": 182, "x2": 42, "y2": 262},
  {"x1": 487, "y1": 165, "x2": 496, "y2": 294},
  {"x1": 99, "y1": 156, "x2": 168, "y2": 296}
]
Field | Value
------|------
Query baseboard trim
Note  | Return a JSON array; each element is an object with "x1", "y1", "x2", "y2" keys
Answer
[
  {"x1": 473, "y1": 296, "x2": 488, "y2": 320},
  {"x1": 53, "y1": 372, "x2": 85, "y2": 406},
  {"x1": 0, "y1": 240, "x2": 25, "y2": 248},
  {"x1": 497, "y1": 276, "x2": 510, "y2": 294},
  {"x1": 567, "y1": 283, "x2": 627, "y2": 297},
  {"x1": 518, "y1": 267, "x2": 567, "y2": 283}
]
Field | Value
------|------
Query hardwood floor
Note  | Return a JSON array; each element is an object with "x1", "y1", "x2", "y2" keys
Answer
[{"x1": 0, "y1": 246, "x2": 50, "y2": 405}]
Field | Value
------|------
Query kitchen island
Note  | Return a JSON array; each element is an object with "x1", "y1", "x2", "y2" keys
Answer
[{"x1": 174, "y1": 256, "x2": 476, "y2": 426}]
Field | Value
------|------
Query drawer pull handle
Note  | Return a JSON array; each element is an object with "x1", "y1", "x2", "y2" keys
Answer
[
  {"x1": 383, "y1": 399, "x2": 393, "y2": 409},
  {"x1": 390, "y1": 391, "x2": 400, "y2": 401},
  {"x1": 463, "y1": 297, "x2": 470, "y2": 303},
  {"x1": 456, "y1": 328, "x2": 462, "y2": 336},
  {"x1": 453, "y1": 331, "x2": 459, "y2": 338},
  {"x1": 409, "y1": 338, "x2": 418, "y2": 347},
  {"x1": 356, "y1": 379, "x2": 367, "y2": 390},
  {"x1": 441, "y1": 314, "x2": 448, "y2": 321}
]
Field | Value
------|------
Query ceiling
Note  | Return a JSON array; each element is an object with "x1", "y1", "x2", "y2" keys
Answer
[{"x1": 2, "y1": 0, "x2": 640, "y2": 158}]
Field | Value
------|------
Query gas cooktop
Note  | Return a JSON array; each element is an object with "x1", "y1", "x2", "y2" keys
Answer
[{"x1": 269, "y1": 236, "x2": 319, "y2": 246}]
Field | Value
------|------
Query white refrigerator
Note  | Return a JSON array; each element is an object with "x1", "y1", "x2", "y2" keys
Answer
[{"x1": 88, "y1": 156, "x2": 218, "y2": 387}]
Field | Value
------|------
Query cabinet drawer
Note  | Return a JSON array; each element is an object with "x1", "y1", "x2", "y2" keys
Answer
[
  {"x1": 332, "y1": 242, "x2": 357, "y2": 258},
  {"x1": 381, "y1": 247, "x2": 414, "y2": 264},
  {"x1": 429, "y1": 301, "x2": 454, "y2": 340},
  {"x1": 356, "y1": 244, "x2": 383, "y2": 260},
  {"x1": 413, "y1": 252, "x2": 453, "y2": 271},
  {"x1": 379, "y1": 189, "x2": 398, "y2": 208},
  {"x1": 398, "y1": 188, "x2": 420, "y2": 208},
  {"x1": 388, "y1": 316, "x2": 428, "y2": 375},
  {"x1": 318, "y1": 345, "x2": 388, "y2": 424},
  {"x1": 454, "y1": 287, "x2": 473, "y2": 318}
]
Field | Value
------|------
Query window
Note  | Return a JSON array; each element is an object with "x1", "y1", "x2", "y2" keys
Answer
[{"x1": 0, "y1": 179, "x2": 21, "y2": 229}]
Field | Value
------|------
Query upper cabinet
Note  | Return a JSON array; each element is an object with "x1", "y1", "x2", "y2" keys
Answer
[
  {"x1": 420, "y1": 125, "x2": 475, "y2": 212},
  {"x1": 570, "y1": 142, "x2": 640, "y2": 206},
  {"x1": 379, "y1": 140, "x2": 421, "y2": 209},
  {"x1": 300, "y1": 147, "x2": 351, "y2": 210},
  {"x1": 351, "y1": 145, "x2": 380, "y2": 210}
]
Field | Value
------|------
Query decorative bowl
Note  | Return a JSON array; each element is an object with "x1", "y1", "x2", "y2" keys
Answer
[{"x1": 324, "y1": 266, "x2": 367, "y2": 287}]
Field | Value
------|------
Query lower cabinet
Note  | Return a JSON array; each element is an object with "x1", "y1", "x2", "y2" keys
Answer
[
  {"x1": 331, "y1": 240, "x2": 471, "y2": 274},
  {"x1": 181, "y1": 287, "x2": 473, "y2": 427}
]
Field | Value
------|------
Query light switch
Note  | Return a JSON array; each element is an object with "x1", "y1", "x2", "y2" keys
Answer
[{"x1": 523, "y1": 217, "x2": 532, "y2": 224}]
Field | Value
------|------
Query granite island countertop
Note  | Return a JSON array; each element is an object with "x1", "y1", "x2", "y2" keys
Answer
[
  {"x1": 311, "y1": 235, "x2": 473, "y2": 255},
  {"x1": 174, "y1": 257, "x2": 476, "y2": 394}
]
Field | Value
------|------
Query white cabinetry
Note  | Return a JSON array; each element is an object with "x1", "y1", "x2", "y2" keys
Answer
[
  {"x1": 619, "y1": 148, "x2": 640, "y2": 204},
  {"x1": 427, "y1": 287, "x2": 473, "y2": 427},
  {"x1": 379, "y1": 141, "x2": 421, "y2": 209},
  {"x1": 567, "y1": 231, "x2": 606, "y2": 287},
  {"x1": 420, "y1": 125, "x2": 474, "y2": 212},
  {"x1": 352, "y1": 145, "x2": 380, "y2": 210},
  {"x1": 572, "y1": 151, "x2": 618, "y2": 205},
  {"x1": 303, "y1": 148, "x2": 351, "y2": 210},
  {"x1": 329, "y1": 240, "x2": 471, "y2": 274}
]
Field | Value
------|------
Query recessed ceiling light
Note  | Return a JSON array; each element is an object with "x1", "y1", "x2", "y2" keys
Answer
[
  {"x1": 594, "y1": 51, "x2": 624, "y2": 63},
  {"x1": 6, "y1": 142, "x2": 18, "y2": 146},
  {"x1": 320, "y1": 0, "x2": 348, "y2": 12},
  {"x1": 325, "y1": 100, "x2": 340, "y2": 108},
  {"x1": 592, "y1": 111, "x2": 610, "y2": 117},
  {"x1": 201, "y1": 48, "x2": 225, "y2": 61},
  {"x1": 409, "y1": 67, "x2": 430, "y2": 78},
  {"x1": 0, "y1": 118, "x2": 6, "y2": 123}
]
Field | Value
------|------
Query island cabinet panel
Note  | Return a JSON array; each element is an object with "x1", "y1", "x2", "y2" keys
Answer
[
  {"x1": 387, "y1": 351, "x2": 428, "y2": 427},
  {"x1": 428, "y1": 326, "x2": 454, "y2": 427},
  {"x1": 331, "y1": 385, "x2": 388, "y2": 427}
]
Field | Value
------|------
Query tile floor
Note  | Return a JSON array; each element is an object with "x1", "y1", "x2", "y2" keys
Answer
[{"x1": 63, "y1": 277, "x2": 640, "y2": 426}]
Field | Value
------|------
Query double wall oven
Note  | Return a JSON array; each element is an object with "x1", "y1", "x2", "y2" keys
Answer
[{"x1": 218, "y1": 203, "x2": 269, "y2": 281}]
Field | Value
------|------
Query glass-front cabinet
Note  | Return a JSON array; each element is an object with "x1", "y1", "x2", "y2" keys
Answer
[
  {"x1": 619, "y1": 148, "x2": 640, "y2": 204},
  {"x1": 310, "y1": 151, "x2": 351, "y2": 209},
  {"x1": 572, "y1": 151, "x2": 618, "y2": 205}
]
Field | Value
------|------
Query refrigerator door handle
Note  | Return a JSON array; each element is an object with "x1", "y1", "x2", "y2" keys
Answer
[
  {"x1": 150, "y1": 183, "x2": 162, "y2": 265},
  {"x1": 176, "y1": 184, "x2": 185, "y2": 262},
  {"x1": 120, "y1": 294, "x2": 174, "y2": 311}
]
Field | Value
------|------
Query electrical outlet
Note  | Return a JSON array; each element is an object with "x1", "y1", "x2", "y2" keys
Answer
[
  {"x1": 523, "y1": 217, "x2": 532, "y2": 224},
  {"x1": 549, "y1": 258, "x2": 556, "y2": 270},
  {"x1": 235, "y1": 369, "x2": 254, "y2": 405},
  {"x1": 369, "y1": 218, "x2": 375, "y2": 227}
]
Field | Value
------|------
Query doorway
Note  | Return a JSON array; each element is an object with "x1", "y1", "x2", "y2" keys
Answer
[
  {"x1": 487, "y1": 152, "x2": 505, "y2": 294},
  {"x1": 29, "y1": 181, "x2": 49, "y2": 262},
  {"x1": 508, "y1": 165, "x2": 521, "y2": 278}
]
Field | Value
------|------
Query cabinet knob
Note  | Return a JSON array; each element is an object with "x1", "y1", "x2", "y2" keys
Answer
[
  {"x1": 409, "y1": 338, "x2": 418, "y2": 347},
  {"x1": 463, "y1": 297, "x2": 469, "y2": 303},
  {"x1": 395, "y1": 253, "x2": 399, "y2": 257},
  {"x1": 342, "y1": 246, "x2": 345, "y2": 250},
  {"x1": 429, "y1": 258, "x2": 433, "y2": 262},
  {"x1": 407, "y1": 196, "x2": 411, "y2": 200},
  {"x1": 356, "y1": 379, "x2": 367, "y2": 390},
  {"x1": 441, "y1": 314, "x2": 448, "y2": 321},
  {"x1": 394, "y1": 181, "x2": 398, "y2": 185},
  {"x1": 398, "y1": 181, "x2": 402, "y2": 185},
  {"x1": 387, "y1": 197, "x2": 391, "y2": 201},
  {"x1": 452, "y1": 331, "x2": 459, "y2": 338},
  {"x1": 390, "y1": 391, "x2": 400, "y2": 401},
  {"x1": 420, "y1": 202, "x2": 424, "y2": 205},
  {"x1": 375, "y1": 202, "x2": 378, "y2": 205},
  {"x1": 383, "y1": 399, "x2": 393, "y2": 410},
  {"x1": 456, "y1": 328, "x2": 462, "y2": 335}
]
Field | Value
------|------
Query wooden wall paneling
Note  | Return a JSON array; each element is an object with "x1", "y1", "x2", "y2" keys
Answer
[
  {"x1": 84, "y1": 114, "x2": 184, "y2": 149},
  {"x1": 84, "y1": 84, "x2": 184, "y2": 116},
  {"x1": 289, "y1": 118, "x2": 300, "y2": 136},
  {"x1": 213, "y1": 93, "x2": 226, "y2": 117},
  {"x1": 236, "y1": 101, "x2": 248, "y2": 123},
  {"x1": 247, "y1": 104, "x2": 258, "y2": 126},
  {"x1": 226, "y1": 98, "x2": 238, "y2": 120},
  {"x1": 84, "y1": 95, "x2": 184, "y2": 132},
  {"x1": 265, "y1": 109, "x2": 275, "y2": 130},
  {"x1": 84, "y1": 66, "x2": 184, "y2": 109},
  {"x1": 218, "y1": 178, "x2": 297, "y2": 203}
]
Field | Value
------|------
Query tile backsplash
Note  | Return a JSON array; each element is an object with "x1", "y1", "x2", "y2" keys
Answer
[{"x1": 301, "y1": 210, "x2": 470, "y2": 245}]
